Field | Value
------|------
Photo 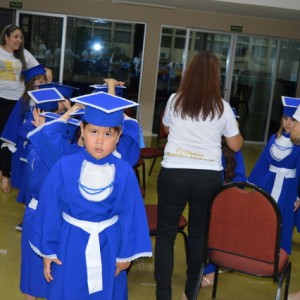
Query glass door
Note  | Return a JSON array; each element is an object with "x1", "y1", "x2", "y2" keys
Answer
[
  {"x1": 17, "y1": 11, "x2": 146, "y2": 107},
  {"x1": 153, "y1": 27, "x2": 234, "y2": 133},
  {"x1": 16, "y1": 11, "x2": 66, "y2": 83},
  {"x1": 229, "y1": 35, "x2": 278, "y2": 142},
  {"x1": 270, "y1": 39, "x2": 300, "y2": 138},
  {"x1": 186, "y1": 30, "x2": 233, "y2": 99}
]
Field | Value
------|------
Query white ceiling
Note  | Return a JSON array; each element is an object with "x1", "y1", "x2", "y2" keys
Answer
[{"x1": 110, "y1": 0, "x2": 300, "y2": 22}]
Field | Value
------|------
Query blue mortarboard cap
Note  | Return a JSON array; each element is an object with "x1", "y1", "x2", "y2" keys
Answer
[
  {"x1": 38, "y1": 82, "x2": 80, "y2": 98},
  {"x1": 28, "y1": 88, "x2": 65, "y2": 112},
  {"x1": 70, "y1": 91, "x2": 139, "y2": 127},
  {"x1": 69, "y1": 108, "x2": 85, "y2": 116},
  {"x1": 21, "y1": 64, "x2": 46, "y2": 83},
  {"x1": 39, "y1": 111, "x2": 81, "y2": 126},
  {"x1": 39, "y1": 111, "x2": 80, "y2": 142},
  {"x1": 90, "y1": 84, "x2": 125, "y2": 97},
  {"x1": 281, "y1": 96, "x2": 300, "y2": 117}
]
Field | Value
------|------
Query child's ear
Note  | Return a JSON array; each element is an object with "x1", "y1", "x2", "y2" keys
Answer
[
  {"x1": 116, "y1": 129, "x2": 122, "y2": 143},
  {"x1": 80, "y1": 123, "x2": 85, "y2": 138}
]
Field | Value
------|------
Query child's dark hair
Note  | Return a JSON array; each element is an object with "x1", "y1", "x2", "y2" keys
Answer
[
  {"x1": 222, "y1": 136, "x2": 236, "y2": 183},
  {"x1": 21, "y1": 74, "x2": 47, "y2": 114},
  {"x1": 276, "y1": 117, "x2": 284, "y2": 138},
  {"x1": 82, "y1": 120, "x2": 122, "y2": 133}
]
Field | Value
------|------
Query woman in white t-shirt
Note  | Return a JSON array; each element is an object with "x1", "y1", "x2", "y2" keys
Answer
[
  {"x1": 0, "y1": 24, "x2": 38, "y2": 192},
  {"x1": 154, "y1": 51, "x2": 243, "y2": 300}
]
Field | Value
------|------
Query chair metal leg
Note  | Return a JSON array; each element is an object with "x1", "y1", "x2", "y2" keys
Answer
[
  {"x1": 148, "y1": 157, "x2": 158, "y2": 176},
  {"x1": 212, "y1": 265, "x2": 219, "y2": 299},
  {"x1": 275, "y1": 261, "x2": 291, "y2": 300},
  {"x1": 192, "y1": 263, "x2": 206, "y2": 300},
  {"x1": 283, "y1": 262, "x2": 292, "y2": 300},
  {"x1": 275, "y1": 286, "x2": 282, "y2": 300}
]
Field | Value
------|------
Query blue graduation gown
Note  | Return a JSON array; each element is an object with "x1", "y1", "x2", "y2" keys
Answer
[
  {"x1": 20, "y1": 146, "x2": 50, "y2": 297},
  {"x1": 20, "y1": 117, "x2": 144, "y2": 298},
  {"x1": 248, "y1": 134, "x2": 300, "y2": 254},
  {"x1": 30, "y1": 150, "x2": 152, "y2": 300},
  {"x1": 1, "y1": 99, "x2": 35, "y2": 190}
]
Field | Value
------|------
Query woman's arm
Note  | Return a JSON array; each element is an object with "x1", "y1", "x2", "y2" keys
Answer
[{"x1": 225, "y1": 133, "x2": 243, "y2": 152}]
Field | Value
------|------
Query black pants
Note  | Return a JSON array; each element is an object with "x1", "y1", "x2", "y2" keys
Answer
[
  {"x1": 0, "y1": 98, "x2": 17, "y2": 177},
  {"x1": 154, "y1": 167, "x2": 222, "y2": 300}
]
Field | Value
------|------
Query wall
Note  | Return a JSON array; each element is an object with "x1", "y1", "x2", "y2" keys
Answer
[{"x1": 2, "y1": 0, "x2": 300, "y2": 135}]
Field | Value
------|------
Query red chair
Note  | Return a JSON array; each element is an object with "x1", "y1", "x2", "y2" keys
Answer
[
  {"x1": 134, "y1": 155, "x2": 189, "y2": 261},
  {"x1": 145, "y1": 204, "x2": 189, "y2": 261},
  {"x1": 192, "y1": 181, "x2": 291, "y2": 300},
  {"x1": 134, "y1": 157, "x2": 146, "y2": 197},
  {"x1": 140, "y1": 110, "x2": 167, "y2": 176}
]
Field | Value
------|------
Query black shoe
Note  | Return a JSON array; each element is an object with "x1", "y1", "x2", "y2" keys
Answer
[{"x1": 15, "y1": 223, "x2": 23, "y2": 231}]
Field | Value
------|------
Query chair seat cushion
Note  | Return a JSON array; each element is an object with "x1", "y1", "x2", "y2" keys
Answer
[
  {"x1": 209, "y1": 248, "x2": 289, "y2": 276},
  {"x1": 140, "y1": 147, "x2": 164, "y2": 158},
  {"x1": 145, "y1": 204, "x2": 187, "y2": 234}
]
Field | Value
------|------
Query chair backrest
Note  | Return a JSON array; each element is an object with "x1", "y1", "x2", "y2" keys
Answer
[
  {"x1": 157, "y1": 110, "x2": 168, "y2": 147},
  {"x1": 207, "y1": 182, "x2": 282, "y2": 267}
]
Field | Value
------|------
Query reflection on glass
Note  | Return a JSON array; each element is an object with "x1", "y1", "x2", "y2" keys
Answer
[
  {"x1": 270, "y1": 39, "x2": 300, "y2": 137},
  {"x1": 19, "y1": 13, "x2": 64, "y2": 80},
  {"x1": 155, "y1": 27, "x2": 295, "y2": 143},
  {"x1": 154, "y1": 28, "x2": 233, "y2": 133},
  {"x1": 19, "y1": 13, "x2": 145, "y2": 107},
  {"x1": 230, "y1": 36, "x2": 277, "y2": 142},
  {"x1": 187, "y1": 31, "x2": 232, "y2": 96},
  {"x1": 153, "y1": 27, "x2": 186, "y2": 132}
]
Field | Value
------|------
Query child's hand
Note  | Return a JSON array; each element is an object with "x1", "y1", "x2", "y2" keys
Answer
[
  {"x1": 294, "y1": 199, "x2": 300, "y2": 212},
  {"x1": 31, "y1": 107, "x2": 45, "y2": 127},
  {"x1": 115, "y1": 261, "x2": 131, "y2": 276},
  {"x1": 43, "y1": 257, "x2": 62, "y2": 282},
  {"x1": 62, "y1": 99, "x2": 72, "y2": 111},
  {"x1": 103, "y1": 78, "x2": 125, "y2": 87},
  {"x1": 60, "y1": 103, "x2": 84, "y2": 121}
]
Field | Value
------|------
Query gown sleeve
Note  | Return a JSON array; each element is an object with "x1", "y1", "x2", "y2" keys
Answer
[
  {"x1": 116, "y1": 117, "x2": 140, "y2": 167},
  {"x1": 28, "y1": 119, "x2": 80, "y2": 170},
  {"x1": 116, "y1": 166, "x2": 152, "y2": 261},
  {"x1": 232, "y1": 150, "x2": 247, "y2": 182},
  {"x1": 0, "y1": 99, "x2": 24, "y2": 147},
  {"x1": 248, "y1": 136, "x2": 274, "y2": 185},
  {"x1": 30, "y1": 161, "x2": 64, "y2": 258}
]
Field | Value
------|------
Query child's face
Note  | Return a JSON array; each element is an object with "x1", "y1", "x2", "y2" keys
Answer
[
  {"x1": 33, "y1": 77, "x2": 46, "y2": 89},
  {"x1": 45, "y1": 68, "x2": 53, "y2": 83},
  {"x1": 282, "y1": 116, "x2": 296, "y2": 133},
  {"x1": 80, "y1": 123, "x2": 121, "y2": 160}
]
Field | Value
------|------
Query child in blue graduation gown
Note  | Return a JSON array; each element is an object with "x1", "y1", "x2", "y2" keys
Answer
[
  {"x1": 20, "y1": 81, "x2": 142, "y2": 300},
  {"x1": 28, "y1": 92, "x2": 151, "y2": 300},
  {"x1": 248, "y1": 97, "x2": 300, "y2": 255},
  {"x1": 20, "y1": 105, "x2": 83, "y2": 300},
  {"x1": 0, "y1": 64, "x2": 47, "y2": 191}
]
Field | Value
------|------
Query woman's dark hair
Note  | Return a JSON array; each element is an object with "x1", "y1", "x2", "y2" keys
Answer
[
  {"x1": 174, "y1": 51, "x2": 224, "y2": 121},
  {"x1": 222, "y1": 136, "x2": 236, "y2": 182},
  {"x1": 0, "y1": 24, "x2": 27, "y2": 70}
]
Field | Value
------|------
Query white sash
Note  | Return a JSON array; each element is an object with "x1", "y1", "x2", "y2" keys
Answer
[
  {"x1": 269, "y1": 165, "x2": 296, "y2": 202},
  {"x1": 28, "y1": 198, "x2": 38, "y2": 210},
  {"x1": 62, "y1": 212, "x2": 118, "y2": 294}
]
